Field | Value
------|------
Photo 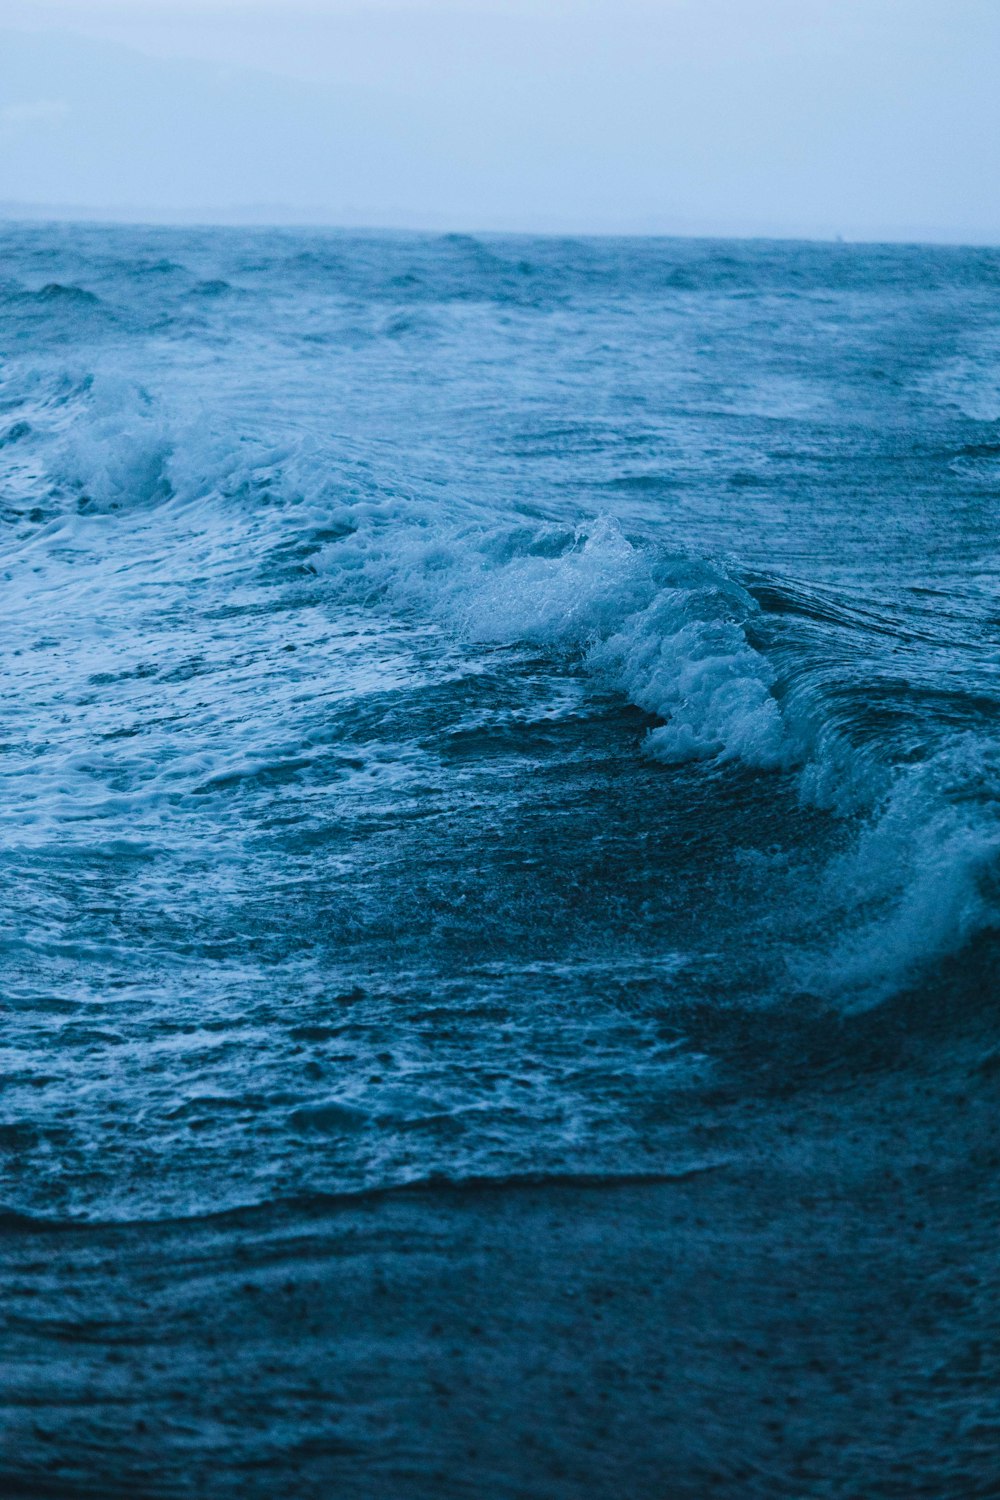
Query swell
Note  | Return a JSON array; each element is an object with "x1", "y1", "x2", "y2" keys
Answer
[
  {"x1": 308, "y1": 505, "x2": 1000, "y2": 1003},
  {"x1": 4, "y1": 363, "x2": 999, "y2": 1005}
]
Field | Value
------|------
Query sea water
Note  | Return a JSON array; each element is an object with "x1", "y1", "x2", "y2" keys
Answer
[{"x1": 1, "y1": 223, "x2": 999, "y2": 1229}]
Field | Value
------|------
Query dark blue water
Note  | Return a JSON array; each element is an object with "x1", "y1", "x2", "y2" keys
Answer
[{"x1": 2, "y1": 224, "x2": 1000, "y2": 1497}]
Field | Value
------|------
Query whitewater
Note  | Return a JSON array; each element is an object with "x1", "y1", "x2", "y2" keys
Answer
[{"x1": 2, "y1": 223, "x2": 1000, "y2": 1499}]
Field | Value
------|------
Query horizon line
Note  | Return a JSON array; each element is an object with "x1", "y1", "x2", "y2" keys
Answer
[{"x1": 2, "y1": 200, "x2": 1000, "y2": 251}]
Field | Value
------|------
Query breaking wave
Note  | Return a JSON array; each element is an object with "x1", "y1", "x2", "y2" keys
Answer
[
  {"x1": 2, "y1": 229, "x2": 999, "y2": 1053},
  {"x1": 3, "y1": 223, "x2": 1000, "y2": 1238}
]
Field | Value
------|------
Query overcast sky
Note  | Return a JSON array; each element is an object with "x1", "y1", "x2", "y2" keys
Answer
[{"x1": 1, "y1": 0, "x2": 998, "y2": 240}]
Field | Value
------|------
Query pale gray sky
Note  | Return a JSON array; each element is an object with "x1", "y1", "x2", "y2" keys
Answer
[{"x1": 1, "y1": 0, "x2": 998, "y2": 240}]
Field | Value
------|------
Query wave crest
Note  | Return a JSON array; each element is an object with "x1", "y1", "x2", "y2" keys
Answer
[{"x1": 6, "y1": 362, "x2": 999, "y2": 1005}]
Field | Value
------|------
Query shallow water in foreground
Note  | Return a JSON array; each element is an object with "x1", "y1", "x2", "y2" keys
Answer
[{"x1": 1, "y1": 224, "x2": 999, "y2": 1496}]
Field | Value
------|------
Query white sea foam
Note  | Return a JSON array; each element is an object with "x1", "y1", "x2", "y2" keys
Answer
[
  {"x1": 49, "y1": 372, "x2": 174, "y2": 513},
  {"x1": 317, "y1": 511, "x2": 795, "y2": 772},
  {"x1": 8, "y1": 355, "x2": 999, "y2": 1006},
  {"x1": 804, "y1": 737, "x2": 1000, "y2": 1005},
  {"x1": 323, "y1": 507, "x2": 1000, "y2": 998}
]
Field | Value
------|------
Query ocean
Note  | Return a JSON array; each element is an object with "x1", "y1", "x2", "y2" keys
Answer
[{"x1": 2, "y1": 222, "x2": 999, "y2": 1497}]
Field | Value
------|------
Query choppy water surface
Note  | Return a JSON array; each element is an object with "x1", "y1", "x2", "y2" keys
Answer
[{"x1": 1, "y1": 225, "x2": 999, "y2": 1228}]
